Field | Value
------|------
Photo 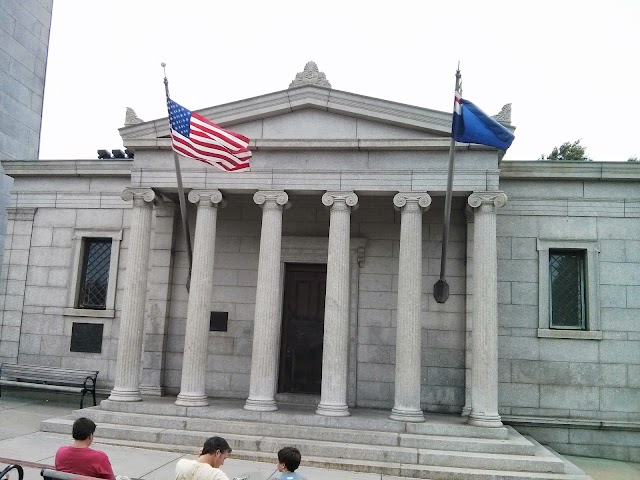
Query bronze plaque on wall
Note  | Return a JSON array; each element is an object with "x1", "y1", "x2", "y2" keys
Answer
[{"x1": 70, "y1": 322, "x2": 104, "y2": 353}]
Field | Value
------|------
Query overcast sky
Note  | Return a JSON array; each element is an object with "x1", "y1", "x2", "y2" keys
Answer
[{"x1": 38, "y1": 0, "x2": 640, "y2": 162}]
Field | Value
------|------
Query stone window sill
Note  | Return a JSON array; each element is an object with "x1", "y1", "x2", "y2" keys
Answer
[
  {"x1": 537, "y1": 328, "x2": 602, "y2": 340},
  {"x1": 64, "y1": 308, "x2": 115, "y2": 318}
]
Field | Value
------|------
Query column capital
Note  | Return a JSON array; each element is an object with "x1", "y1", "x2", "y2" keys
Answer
[
  {"x1": 322, "y1": 191, "x2": 358, "y2": 210},
  {"x1": 393, "y1": 192, "x2": 431, "y2": 211},
  {"x1": 468, "y1": 191, "x2": 507, "y2": 209},
  {"x1": 188, "y1": 189, "x2": 224, "y2": 207},
  {"x1": 121, "y1": 188, "x2": 155, "y2": 204},
  {"x1": 253, "y1": 190, "x2": 289, "y2": 209}
]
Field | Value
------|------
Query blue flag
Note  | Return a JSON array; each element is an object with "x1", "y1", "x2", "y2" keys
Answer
[{"x1": 452, "y1": 92, "x2": 515, "y2": 151}]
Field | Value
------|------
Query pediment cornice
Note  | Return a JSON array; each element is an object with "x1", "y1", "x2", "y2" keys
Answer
[{"x1": 119, "y1": 85, "x2": 454, "y2": 142}]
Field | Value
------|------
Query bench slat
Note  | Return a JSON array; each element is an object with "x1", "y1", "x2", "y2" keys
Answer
[
  {"x1": 0, "y1": 380, "x2": 88, "y2": 394},
  {"x1": 0, "y1": 363, "x2": 99, "y2": 409}
]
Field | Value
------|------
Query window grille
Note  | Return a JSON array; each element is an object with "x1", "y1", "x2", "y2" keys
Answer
[
  {"x1": 78, "y1": 238, "x2": 111, "y2": 309},
  {"x1": 549, "y1": 249, "x2": 586, "y2": 329}
]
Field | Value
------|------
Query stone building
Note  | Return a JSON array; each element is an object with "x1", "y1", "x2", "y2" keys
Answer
[
  {"x1": 0, "y1": 0, "x2": 54, "y2": 294},
  {"x1": 0, "y1": 64, "x2": 638, "y2": 474}
]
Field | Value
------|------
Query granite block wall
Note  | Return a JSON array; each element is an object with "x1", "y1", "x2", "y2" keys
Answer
[
  {"x1": 0, "y1": 0, "x2": 53, "y2": 160},
  {"x1": 497, "y1": 177, "x2": 640, "y2": 461}
]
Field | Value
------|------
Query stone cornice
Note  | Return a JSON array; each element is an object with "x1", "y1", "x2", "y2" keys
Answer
[
  {"x1": 500, "y1": 160, "x2": 640, "y2": 181},
  {"x1": 1, "y1": 160, "x2": 133, "y2": 177},
  {"x1": 123, "y1": 137, "x2": 496, "y2": 152},
  {"x1": 118, "y1": 85, "x2": 462, "y2": 142}
]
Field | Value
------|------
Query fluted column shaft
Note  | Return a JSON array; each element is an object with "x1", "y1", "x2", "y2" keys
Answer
[
  {"x1": 109, "y1": 188, "x2": 156, "y2": 402},
  {"x1": 462, "y1": 207, "x2": 474, "y2": 417},
  {"x1": 176, "y1": 190, "x2": 224, "y2": 406},
  {"x1": 390, "y1": 192, "x2": 431, "y2": 422},
  {"x1": 245, "y1": 190, "x2": 289, "y2": 411},
  {"x1": 467, "y1": 191, "x2": 507, "y2": 428},
  {"x1": 317, "y1": 191, "x2": 358, "y2": 417}
]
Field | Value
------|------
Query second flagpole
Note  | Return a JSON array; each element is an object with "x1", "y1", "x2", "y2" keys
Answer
[
  {"x1": 434, "y1": 65, "x2": 462, "y2": 304},
  {"x1": 162, "y1": 63, "x2": 193, "y2": 291}
]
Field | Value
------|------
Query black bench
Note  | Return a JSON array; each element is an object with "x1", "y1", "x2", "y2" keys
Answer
[
  {"x1": 41, "y1": 469, "x2": 107, "y2": 480},
  {"x1": 0, "y1": 363, "x2": 98, "y2": 409},
  {"x1": 1, "y1": 464, "x2": 23, "y2": 480},
  {"x1": 41, "y1": 470, "x2": 141, "y2": 480}
]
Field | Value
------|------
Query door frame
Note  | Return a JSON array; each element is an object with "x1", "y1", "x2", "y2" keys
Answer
[{"x1": 278, "y1": 236, "x2": 366, "y2": 407}]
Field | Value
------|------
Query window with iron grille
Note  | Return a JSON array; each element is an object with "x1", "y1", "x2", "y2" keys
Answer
[
  {"x1": 78, "y1": 238, "x2": 112, "y2": 309},
  {"x1": 549, "y1": 249, "x2": 586, "y2": 329}
]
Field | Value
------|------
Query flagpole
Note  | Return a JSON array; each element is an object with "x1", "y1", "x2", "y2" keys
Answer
[
  {"x1": 434, "y1": 65, "x2": 462, "y2": 304},
  {"x1": 162, "y1": 63, "x2": 193, "y2": 291}
]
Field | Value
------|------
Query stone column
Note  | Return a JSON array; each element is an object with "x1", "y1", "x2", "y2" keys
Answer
[
  {"x1": 467, "y1": 191, "x2": 507, "y2": 428},
  {"x1": 141, "y1": 198, "x2": 176, "y2": 396},
  {"x1": 462, "y1": 206, "x2": 474, "y2": 416},
  {"x1": 109, "y1": 188, "x2": 156, "y2": 402},
  {"x1": 176, "y1": 190, "x2": 224, "y2": 406},
  {"x1": 245, "y1": 190, "x2": 289, "y2": 411},
  {"x1": 317, "y1": 191, "x2": 358, "y2": 417},
  {"x1": 390, "y1": 192, "x2": 431, "y2": 422}
]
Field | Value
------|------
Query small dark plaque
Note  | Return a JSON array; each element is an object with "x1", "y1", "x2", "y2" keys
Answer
[
  {"x1": 70, "y1": 322, "x2": 104, "y2": 353},
  {"x1": 210, "y1": 311, "x2": 228, "y2": 332}
]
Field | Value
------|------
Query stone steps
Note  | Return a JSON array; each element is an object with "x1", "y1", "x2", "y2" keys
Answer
[
  {"x1": 97, "y1": 398, "x2": 510, "y2": 439},
  {"x1": 39, "y1": 398, "x2": 590, "y2": 480},
  {"x1": 78, "y1": 408, "x2": 536, "y2": 456}
]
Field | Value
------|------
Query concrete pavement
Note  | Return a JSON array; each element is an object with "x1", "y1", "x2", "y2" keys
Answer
[{"x1": 1, "y1": 395, "x2": 638, "y2": 480}]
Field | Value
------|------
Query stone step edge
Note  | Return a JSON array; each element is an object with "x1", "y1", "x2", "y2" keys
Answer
[
  {"x1": 42, "y1": 417, "x2": 540, "y2": 460},
  {"x1": 41, "y1": 418, "x2": 564, "y2": 473},
  {"x1": 39, "y1": 431, "x2": 586, "y2": 480},
  {"x1": 80, "y1": 408, "x2": 532, "y2": 450},
  {"x1": 96, "y1": 400, "x2": 509, "y2": 440},
  {"x1": 525, "y1": 436, "x2": 591, "y2": 477}
]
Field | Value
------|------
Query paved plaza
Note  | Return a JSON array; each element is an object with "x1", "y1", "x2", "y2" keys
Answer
[{"x1": 0, "y1": 395, "x2": 638, "y2": 480}]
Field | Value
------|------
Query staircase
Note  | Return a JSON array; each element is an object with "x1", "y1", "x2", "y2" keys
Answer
[{"x1": 40, "y1": 397, "x2": 591, "y2": 480}]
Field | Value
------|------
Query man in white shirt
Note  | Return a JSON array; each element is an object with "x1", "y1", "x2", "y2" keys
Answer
[{"x1": 175, "y1": 436, "x2": 232, "y2": 480}]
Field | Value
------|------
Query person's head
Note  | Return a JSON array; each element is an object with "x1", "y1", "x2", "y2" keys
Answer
[
  {"x1": 72, "y1": 417, "x2": 96, "y2": 442},
  {"x1": 200, "y1": 436, "x2": 232, "y2": 468},
  {"x1": 277, "y1": 447, "x2": 301, "y2": 473}
]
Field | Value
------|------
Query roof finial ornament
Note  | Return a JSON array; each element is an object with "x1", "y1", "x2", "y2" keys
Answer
[
  {"x1": 289, "y1": 61, "x2": 331, "y2": 89},
  {"x1": 492, "y1": 103, "x2": 512, "y2": 124},
  {"x1": 124, "y1": 107, "x2": 144, "y2": 126}
]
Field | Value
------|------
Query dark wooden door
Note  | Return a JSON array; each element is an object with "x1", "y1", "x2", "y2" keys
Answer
[{"x1": 279, "y1": 263, "x2": 326, "y2": 394}]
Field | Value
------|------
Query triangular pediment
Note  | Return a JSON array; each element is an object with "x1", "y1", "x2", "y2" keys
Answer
[{"x1": 120, "y1": 85, "x2": 455, "y2": 147}]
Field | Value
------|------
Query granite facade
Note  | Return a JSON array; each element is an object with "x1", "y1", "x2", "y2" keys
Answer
[{"x1": 0, "y1": 82, "x2": 638, "y2": 460}]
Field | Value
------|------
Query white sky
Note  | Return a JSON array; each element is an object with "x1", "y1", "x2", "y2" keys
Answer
[{"x1": 39, "y1": 0, "x2": 640, "y2": 161}]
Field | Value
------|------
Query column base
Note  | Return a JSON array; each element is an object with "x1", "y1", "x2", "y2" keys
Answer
[
  {"x1": 389, "y1": 407, "x2": 425, "y2": 423},
  {"x1": 244, "y1": 397, "x2": 278, "y2": 412},
  {"x1": 108, "y1": 388, "x2": 142, "y2": 402},
  {"x1": 175, "y1": 393, "x2": 209, "y2": 407},
  {"x1": 139, "y1": 385, "x2": 165, "y2": 396},
  {"x1": 467, "y1": 411, "x2": 503, "y2": 427},
  {"x1": 316, "y1": 402, "x2": 350, "y2": 417},
  {"x1": 461, "y1": 405, "x2": 472, "y2": 416}
]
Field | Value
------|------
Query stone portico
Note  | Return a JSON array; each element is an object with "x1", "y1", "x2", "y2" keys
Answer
[
  {"x1": 106, "y1": 63, "x2": 508, "y2": 426},
  {"x1": 1, "y1": 64, "x2": 639, "y2": 469}
]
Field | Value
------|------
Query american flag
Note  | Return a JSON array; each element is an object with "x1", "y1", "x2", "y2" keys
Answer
[{"x1": 167, "y1": 98, "x2": 252, "y2": 172}]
